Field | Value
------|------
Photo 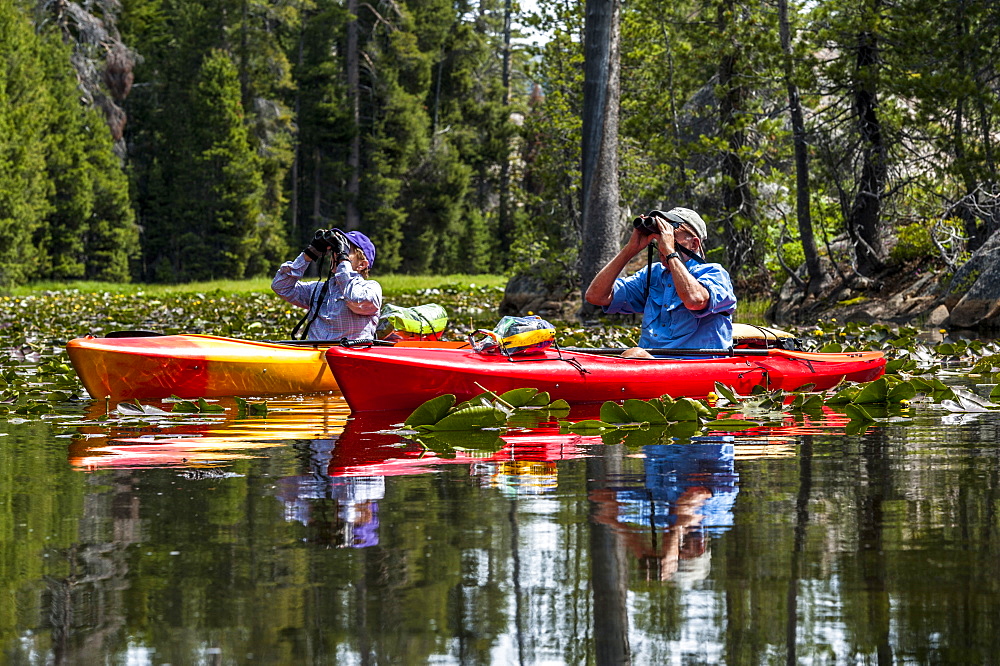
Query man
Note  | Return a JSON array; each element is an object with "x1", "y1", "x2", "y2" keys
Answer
[
  {"x1": 272, "y1": 229, "x2": 382, "y2": 341},
  {"x1": 585, "y1": 207, "x2": 736, "y2": 357}
]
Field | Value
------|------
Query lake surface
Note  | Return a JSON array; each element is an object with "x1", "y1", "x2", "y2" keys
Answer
[{"x1": 3, "y1": 392, "x2": 1000, "y2": 664}]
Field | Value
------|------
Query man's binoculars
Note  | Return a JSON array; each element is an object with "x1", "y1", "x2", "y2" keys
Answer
[{"x1": 632, "y1": 209, "x2": 681, "y2": 235}]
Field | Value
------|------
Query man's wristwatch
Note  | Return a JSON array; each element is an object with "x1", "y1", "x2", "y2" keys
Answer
[{"x1": 665, "y1": 252, "x2": 681, "y2": 263}]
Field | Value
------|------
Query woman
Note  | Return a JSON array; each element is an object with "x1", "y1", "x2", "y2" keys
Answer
[{"x1": 271, "y1": 229, "x2": 382, "y2": 341}]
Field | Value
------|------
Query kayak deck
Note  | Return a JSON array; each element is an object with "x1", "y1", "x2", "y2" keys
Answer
[{"x1": 325, "y1": 346, "x2": 887, "y2": 413}]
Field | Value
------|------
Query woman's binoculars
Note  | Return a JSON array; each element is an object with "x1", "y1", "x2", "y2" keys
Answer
[{"x1": 312, "y1": 228, "x2": 349, "y2": 253}]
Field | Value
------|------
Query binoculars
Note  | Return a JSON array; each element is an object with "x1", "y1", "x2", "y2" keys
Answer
[
  {"x1": 311, "y1": 228, "x2": 349, "y2": 253},
  {"x1": 632, "y1": 209, "x2": 681, "y2": 235}
]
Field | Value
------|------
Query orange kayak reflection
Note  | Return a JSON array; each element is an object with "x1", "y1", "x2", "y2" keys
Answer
[{"x1": 67, "y1": 395, "x2": 852, "y2": 474}]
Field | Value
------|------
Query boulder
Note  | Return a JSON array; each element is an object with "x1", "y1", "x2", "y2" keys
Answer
[
  {"x1": 945, "y1": 231, "x2": 1000, "y2": 329},
  {"x1": 499, "y1": 261, "x2": 580, "y2": 318},
  {"x1": 925, "y1": 304, "x2": 950, "y2": 328}
]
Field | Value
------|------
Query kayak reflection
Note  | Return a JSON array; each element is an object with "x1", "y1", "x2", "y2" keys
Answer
[
  {"x1": 270, "y1": 414, "x2": 591, "y2": 547},
  {"x1": 591, "y1": 438, "x2": 739, "y2": 584}
]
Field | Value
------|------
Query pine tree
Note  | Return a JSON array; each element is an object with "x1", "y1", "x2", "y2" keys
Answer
[
  {"x1": 0, "y1": 2, "x2": 50, "y2": 287},
  {"x1": 34, "y1": 29, "x2": 138, "y2": 281},
  {"x1": 124, "y1": 0, "x2": 288, "y2": 281},
  {"x1": 184, "y1": 50, "x2": 265, "y2": 280}
]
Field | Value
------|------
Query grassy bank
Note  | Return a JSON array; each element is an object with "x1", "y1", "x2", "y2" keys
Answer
[
  {"x1": 11, "y1": 274, "x2": 508, "y2": 297},
  {"x1": 8, "y1": 274, "x2": 772, "y2": 334}
]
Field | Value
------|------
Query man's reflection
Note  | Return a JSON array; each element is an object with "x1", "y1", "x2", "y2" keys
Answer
[{"x1": 590, "y1": 438, "x2": 739, "y2": 582}]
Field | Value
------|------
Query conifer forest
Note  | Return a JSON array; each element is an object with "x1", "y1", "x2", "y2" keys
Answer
[{"x1": 2, "y1": 0, "x2": 999, "y2": 292}]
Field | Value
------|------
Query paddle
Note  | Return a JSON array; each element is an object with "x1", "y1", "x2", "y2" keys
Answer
[
  {"x1": 562, "y1": 346, "x2": 774, "y2": 357},
  {"x1": 560, "y1": 346, "x2": 880, "y2": 361},
  {"x1": 104, "y1": 330, "x2": 397, "y2": 347}
]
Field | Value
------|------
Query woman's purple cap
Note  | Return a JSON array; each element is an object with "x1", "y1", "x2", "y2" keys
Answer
[{"x1": 333, "y1": 229, "x2": 376, "y2": 269}]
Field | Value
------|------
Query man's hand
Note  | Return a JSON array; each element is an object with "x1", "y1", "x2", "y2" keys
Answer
[
  {"x1": 653, "y1": 215, "x2": 676, "y2": 259},
  {"x1": 624, "y1": 226, "x2": 655, "y2": 258}
]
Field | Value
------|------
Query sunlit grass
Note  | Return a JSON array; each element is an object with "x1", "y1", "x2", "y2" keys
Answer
[
  {"x1": 11, "y1": 274, "x2": 508, "y2": 297},
  {"x1": 10, "y1": 277, "x2": 775, "y2": 328},
  {"x1": 737, "y1": 298, "x2": 770, "y2": 326}
]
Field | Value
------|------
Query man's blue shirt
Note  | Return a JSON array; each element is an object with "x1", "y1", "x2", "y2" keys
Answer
[{"x1": 605, "y1": 257, "x2": 737, "y2": 349}]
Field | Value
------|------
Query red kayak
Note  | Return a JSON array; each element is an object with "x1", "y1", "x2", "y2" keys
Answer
[{"x1": 324, "y1": 345, "x2": 887, "y2": 413}]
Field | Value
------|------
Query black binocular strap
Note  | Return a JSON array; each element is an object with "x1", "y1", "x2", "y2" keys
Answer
[
  {"x1": 291, "y1": 254, "x2": 335, "y2": 340},
  {"x1": 644, "y1": 241, "x2": 655, "y2": 304}
]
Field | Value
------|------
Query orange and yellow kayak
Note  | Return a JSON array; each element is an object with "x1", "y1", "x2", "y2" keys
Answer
[{"x1": 67, "y1": 334, "x2": 467, "y2": 401}]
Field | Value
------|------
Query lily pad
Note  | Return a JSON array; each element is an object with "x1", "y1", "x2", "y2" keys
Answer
[
  {"x1": 599, "y1": 401, "x2": 630, "y2": 424},
  {"x1": 663, "y1": 398, "x2": 702, "y2": 422},
  {"x1": 703, "y1": 418, "x2": 760, "y2": 431},
  {"x1": 498, "y1": 387, "x2": 542, "y2": 407},
  {"x1": 417, "y1": 429, "x2": 505, "y2": 453},
  {"x1": 844, "y1": 403, "x2": 875, "y2": 423},
  {"x1": 430, "y1": 404, "x2": 507, "y2": 430},
  {"x1": 404, "y1": 394, "x2": 457, "y2": 427},
  {"x1": 622, "y1": 398, "x2": 668, "y2": 424},
  {"x1": 565, "y1": 419, "x2": 614, "y2": 434}
]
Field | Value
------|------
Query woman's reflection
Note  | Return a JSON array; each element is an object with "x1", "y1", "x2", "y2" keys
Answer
[{"x1": 275, "y1": 437, "x2": 383, "y2": 548}]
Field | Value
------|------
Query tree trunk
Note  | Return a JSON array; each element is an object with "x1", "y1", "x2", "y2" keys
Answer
[
  {"x1": 847, "y1": 29, "x2": 887, "y2": 277},
  {"x1": 785, "y1": 436, "x2": 813, "y2": 665},
  {"x1": 498, "y1": 0, "x2": 513, "y2": 271},
  {"x1": 579, "y1": 0, "x2": 622, "y2": 317},
  {"x1": 291, "y1": 19, "x2": 305, "y2": 243},
  {"x1": 717, "y1": 0, "x2": 762, "y2": 287},
  {"x1": 345, "y1": 0, "x2": 361, "y2": 230},
  {"x1": 778, "y1": 0, "x2": 825, "y2": 295}
]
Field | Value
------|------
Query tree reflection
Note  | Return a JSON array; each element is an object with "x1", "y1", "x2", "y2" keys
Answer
[{"x1": 588, "y1": 444, "x2": 631, "y2": 665}]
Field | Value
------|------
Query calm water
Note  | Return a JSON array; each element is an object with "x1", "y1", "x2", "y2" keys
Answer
[{"x1": 2, "y1": 392, "x2": 1000, "y2": 665}]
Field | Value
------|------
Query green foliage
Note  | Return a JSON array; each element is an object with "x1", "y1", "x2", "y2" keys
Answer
[
  {"x1": 889, "y1": 218, "x2": 962, "y2": 264},
  {"x1": 0, "y1": 3, "x2": 51, "y2": 287},
  {"x1": 3, "y1": 0, "x2": 1000, "y2": 303},
  {"x1": 188, "y1": 50, "x2": 266, "y2": 279}
]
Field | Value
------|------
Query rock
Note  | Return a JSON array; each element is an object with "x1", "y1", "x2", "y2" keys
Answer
[
  {"x1": 499, "y1": 261, "x2": 580, "y2": 318},
  {"x1": 924, "y1": 304, "x2": 950, "y2": 328},
  {"x1": 945, "y1": 231, "x2": 1000, "y2": 328}
]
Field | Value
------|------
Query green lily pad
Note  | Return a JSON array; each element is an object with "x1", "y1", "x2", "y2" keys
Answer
[
  {"x1": 197, "y1": 397, "x2": 225, "y2": 413},
  {"x1": 417, "y1": 429, "x2": 505, "y2": 453},
  {"x1": 623, "y1": 399, "x2": 667, "y2": 424},
  {"x1": 620, "y1": 425, "x2": 673, "y2": 447},
  {"x1": 663, "y1": 398, "x2": 701, "y2": 422},
  {"x1": 404, "y1": 394, "x2": 457, "y2": 427},
  {"x1": 600, "y1": 401, "x2": 630, "y2": 424},
  {"x1": 845, "y1": 403, "x2": 876, "y2": 422},
  {"x1": 171, "y1": 400, "x2": 201, "y2": 413},
  {"x1": 713, "y1": 382, "x2": 741, "y2": 404},
  {"x1": 886, "y1": 382, "x2": 917, "y2": 404},
  {"x1": 527, "y1": 391, "x2": 552, "y2": 406},
  {"x1": 431, "y1": 404, "x2": 507, "y2": 430},
  {"x1": 566, "y1": 419, "x2": 614, "y2": 434},
  {"x1": 703, "y1": 418, "x2": 760, "y2": 431},
  {"x1": 499, "y1": 387, "x2": 541, "y2": 407}
]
